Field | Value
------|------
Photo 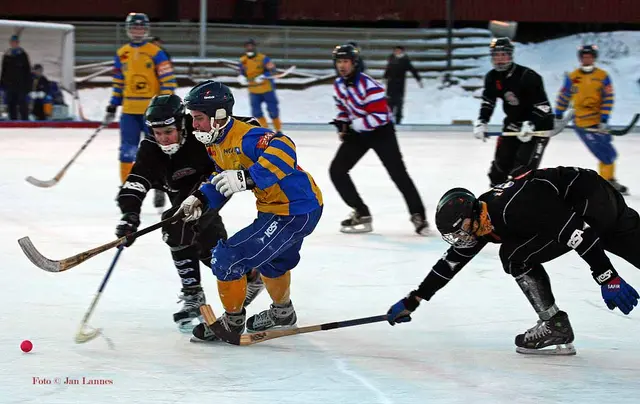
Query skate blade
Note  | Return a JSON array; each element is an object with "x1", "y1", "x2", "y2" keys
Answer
[
  {"x1": 340, "y1": 223, "x2": 373, "y2": 234},
  {"x1": 176, "y1": 315, "x2": 203, "y2": 333},
  {"x1": 516, "y1": 343, "x2": 576, "y2": 356}
]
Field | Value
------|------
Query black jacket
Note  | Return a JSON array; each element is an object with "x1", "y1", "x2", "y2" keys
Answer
[
  {"x1": 1, "y1": 47, "x2": 31, "y2": 93},
  {"x1": 383, "y1": 54, "x2": 421, "y2": 95},
  {"x1": 413, "y1": 167, "x2": 620, "y2": 301},
  {"x1": 479, "y1": 63, "x2": 554, "y2": 131}
]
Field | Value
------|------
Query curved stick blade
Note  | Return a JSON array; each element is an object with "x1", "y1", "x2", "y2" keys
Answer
[
  {"x1": 17, "y1": 237, "x2": 61, "y2": 272},
  {"x1": 75, "y1": 327, "x2": 101, "y2": 344},
  {"x1": 25, "y1": 176, "x2": 59, "y2": 188}
]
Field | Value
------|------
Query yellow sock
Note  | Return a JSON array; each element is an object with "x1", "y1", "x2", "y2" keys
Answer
[
  {"x1": 120, "y1": 162, "x2": 134, "y2": 184},
  {"x1": 272, "y1": 117, "x2": 282, "y2": 132},
  {"x1": 257, "y1": 117, "x2": 268, "y2": 128},
  {"x1": 599, "y1": 162, "x2": 615, "y2": 181},
  {"x1": 217, "y1": 276, "x2": 247, "y2": 313},
  {"x1": 261, "y1": 271, "x2": 291, "y2": 305}
]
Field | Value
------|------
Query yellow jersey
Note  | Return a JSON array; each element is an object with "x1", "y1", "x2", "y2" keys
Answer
[
  {"x1": 555, "y1": 67, "x2": 614, "y2": 128},
  {"x1": 239, "y1": 53, "x2": 275, "y2": 94},
  {"x1": 201, "y1": 118, "x2": 322, "y2": 216},
  {"x1": 110, "y1": 41, "x2": 177, "y2": 115}
]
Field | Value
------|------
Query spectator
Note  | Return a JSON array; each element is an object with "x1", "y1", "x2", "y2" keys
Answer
[
  {"x1": 151, "y1": 36, "x2": 172, "y2": 62},
  {"x1": 1, "y1": 35, "x2": 31, "y2": 120},
  {"x1": 383, "y1": 46, "x2": 422, "y2": 124},
  {"x1": 30, "y1": 64, "x2": 52, "y2": 120}
]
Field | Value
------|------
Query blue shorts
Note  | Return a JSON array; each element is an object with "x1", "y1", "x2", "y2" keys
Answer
[
  {"x1": 574, "y1": 126, "x2": 617, "y2": 164},
  {"x1": 119, "y1": 113, "x2": 148, "y2": 162},
  {"x1": 211, "y1": 206, "x2": 323, "y2": 280},
  {"x1": 249, "y1": 91, "x2": 279, "y2": 119}
]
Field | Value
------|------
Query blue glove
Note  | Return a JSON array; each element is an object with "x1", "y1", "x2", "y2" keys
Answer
[
  {"x1": 601, "y1": 276, "x2": 639, "y2": 315},
  {"x1": 387, "y1": 293, "x2": 420, "y2": 325}
]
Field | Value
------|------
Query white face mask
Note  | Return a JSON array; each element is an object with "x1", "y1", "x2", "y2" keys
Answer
[
  {"x1": 580, "y1": 64, "x2": 595, "y2": 73},
  {"x1": 193, "y1": 109, "x2": 231, "y2": 146},
  {"x1": 246, "y1": 51, "x2": 256, "y2": 57}
]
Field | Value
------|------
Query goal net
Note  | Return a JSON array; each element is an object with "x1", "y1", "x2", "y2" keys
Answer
[{"x1": 0, "y1": 20, "x2": 75, "y2": 93}]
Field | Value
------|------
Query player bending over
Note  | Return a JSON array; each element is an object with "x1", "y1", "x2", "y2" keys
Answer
[
  {"x1": 388, "y1": 167, "x2": 640, "y2": 355},
  {"x1": 179, "y1": 81, "x2": 323, "y2": 342}
]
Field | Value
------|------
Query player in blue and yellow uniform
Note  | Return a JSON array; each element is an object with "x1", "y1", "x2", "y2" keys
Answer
[
  {"x1": 555, "y1": 45, "x2": 627, "y2": 194},
  {"x1": 180, "y1": 81, "x2": 323, "y2": 342},
  {"x1": 237, "y1": 39, "x2": 283, "y2": 133},
  {"x1": 103, "y1": 12, "x2": 178, "y2": 189}
]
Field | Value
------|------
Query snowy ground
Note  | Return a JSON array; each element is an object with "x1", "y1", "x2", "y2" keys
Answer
[
  {"x1": 75, "y1": 31, "x2": 640, "y2": 126},
  {"x1": 2, "y1": 128, "x2": 640, "y2": 403}
]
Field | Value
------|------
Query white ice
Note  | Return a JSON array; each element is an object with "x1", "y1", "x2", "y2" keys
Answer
[{"x1": 2, "y1": 129, "x2": 640, "y2": 404}]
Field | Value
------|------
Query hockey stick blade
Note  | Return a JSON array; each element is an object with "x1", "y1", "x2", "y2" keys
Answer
[
  {"x1": 18, "y1": 210, "x2": 184, "y2": 272},
  {"x1": 25, "y1": 176, "x2": 59, "y2": 188},
  {"x1": 208, "y1": 311, "x2": 388, "y2": 346}
]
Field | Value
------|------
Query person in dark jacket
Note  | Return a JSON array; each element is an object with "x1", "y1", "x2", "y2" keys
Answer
[
  {"x1": 1, "y1": 35, "x2": 31, "y2": 120},
  {"x1": 30, "y1": 64, "x2": 51, "y2": 120},
  {"x1": 383, "y1": 46, "x2": 422, "y2": 124}
]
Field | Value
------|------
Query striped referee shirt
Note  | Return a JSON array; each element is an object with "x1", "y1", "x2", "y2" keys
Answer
[{"x1": 333, "y1": 72, "x2": 392, "y2": 132}]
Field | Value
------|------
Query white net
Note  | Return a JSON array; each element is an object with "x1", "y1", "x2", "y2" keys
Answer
[{"x1": 0, "y1": 20, "x2": 75, "y2": 92}]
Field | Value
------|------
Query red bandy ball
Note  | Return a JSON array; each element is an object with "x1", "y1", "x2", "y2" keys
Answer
[{"x1": 20, "y1": 340, "x2": 33, "y2": 353}]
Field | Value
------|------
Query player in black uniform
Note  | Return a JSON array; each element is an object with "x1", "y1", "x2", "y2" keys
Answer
[
  {"x1": 115, "y1": 94, "x2": 264, "y2": 332},
  {"x1": 474, "y1": 37, "x2": 555, "y2": 186},
  {"x1": 387, "y1": 166, "x2": 640, "y2": 355}
]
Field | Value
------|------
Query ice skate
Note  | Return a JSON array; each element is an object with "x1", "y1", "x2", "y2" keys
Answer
[
  {"x1": 609, "y1": 179, "x2": 629, "y2": 196},
  {"x1": 153, "y1": 189, "x2": 166, "y2": 212},
  {"x1": 515, "y1": 311, "x2": 576, "y2": 355},
  {"x1": 173, "y1": 286, "x2": 206, "y2": 333},
  {"x1": 244, "y1": 270, "x2": 265, "y2": 308},
  {"x1": 340, "y1": 211, "x2": 372, "y2": 234},
  {"x1": 410, "y1": 213, "x2": 430, "y2": 236},
  {"x1": 190, "y1": 310, "x2": 246, "y2": 343},
  {"x1": 246, "y1": 300, "x2": 297, "y2": 333}
]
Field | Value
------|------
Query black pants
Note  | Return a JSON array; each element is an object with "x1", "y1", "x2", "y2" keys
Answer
[
  {"x1": 387, "y1": 93, "x2": 404, "y2": 124},
  {"x1": 500, "y1": 175, "x2": 640, "y2": 278},
  {"x1": 162, "y1": 206, "x2": 228, "y2": 288},
  {"x1": 5, "y1": 90, "x2": 29, "y2": 120},
  {"x1": 489, "y1": 135, "x2": 549, "y2": 186},
  {"x1": 329, "y1": 123, "x2": 425, "y2": 218}
]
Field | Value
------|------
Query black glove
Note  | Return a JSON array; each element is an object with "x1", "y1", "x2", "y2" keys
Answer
[
  {"x1": 387, "y1": 291, "x2": 421, "y2": 325},
  {"x1": 115, "y1": 212, "x2": 140, "y2": 247},
  {"x1": 104, "y1": 105, "x2": 117, "y2": 125},
  {"x1": 329, "y1": 119, "x2": 349, "y2": 134}
]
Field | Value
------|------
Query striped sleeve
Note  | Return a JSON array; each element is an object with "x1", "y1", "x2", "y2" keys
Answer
[
  {"x1": 110, "y1": 54, "x2": 124, "y2": 106},
  {"x1": 600, "y1": 74, "x2": 614, "y2": 123},
  {"x1": 152, "y1": 50, "x2": 177, "y2": 95},
  {"x1": 245, "y1": 131, "x2": 298, "y2": 189},
  {"x1": 555, "y1": 74, "x2": 573, "y2": 117},
  {"x1": 333, "y1": 82, "x2": 350, "y2": 122},
  {"x1": 350, "y1": 77, "x2": 390, "y2": 132}
]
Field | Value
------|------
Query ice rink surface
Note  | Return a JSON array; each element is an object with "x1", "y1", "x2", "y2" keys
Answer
[{"x1": 2, "y1": 128, "x2": 640, "y2": 404}]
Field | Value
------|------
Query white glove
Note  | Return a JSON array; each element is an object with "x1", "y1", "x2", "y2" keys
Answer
[
  {"x1": 254, "y1": 75, "x2": 265, "y2": 84},
  {"x1": 237, "y1": 75, "x2": 248, "y2": 86},
  {"x1": 212, "y1": 170, "x2": 253, "y2": 198},
  {"x1": 473, "y1": 121, "x2": 488, "y2": 140},
  {"x1": 518, "y1": 121, "x2": 535, "y2": 143},
  {"x1": 180, "y1": 194, "x2": 203, "y2": 222}
]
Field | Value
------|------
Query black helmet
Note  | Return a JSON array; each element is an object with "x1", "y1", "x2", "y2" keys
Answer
[
  {"x1": 435, "y1": 188, "x2": 480, "y2": 248},
  {"x1": 578, "y1": 44, "x2": 598, "y2": 60},
  {"x1": 125, "y1": 13, "x2": 150, "y2": 41},
  {"x1": 490, "y1": 37, "x2": 514, "y2": 71},
  {"x1": 184, "y1": 80, "x2": 235, "y2": 145},
  {"x1": 145, "y1": 94, "x2": 187, "y2": 155},
  {"x1": 145, "y1": 94, "x2": 185, "y2": 129},
  {"x1": 333, "y1": 44, "x2": 359, "y2": 63}
]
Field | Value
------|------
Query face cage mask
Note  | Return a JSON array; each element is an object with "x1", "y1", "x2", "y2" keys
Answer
[
  {"x1": 127, "y1": 24, "x2": 149, "y2": 42},
  {"x1": 149, "y1": 123, "x2": 184, "y2": 155},
  {"x1": 441, "y1": 227, "x2": 478, "y2": 249},
  {"x1": 193, "y1": 108, "x2": 231, "y2": 146},
  {"x1": 491, "y1": 50, "x2": 513, "y2": 72}
]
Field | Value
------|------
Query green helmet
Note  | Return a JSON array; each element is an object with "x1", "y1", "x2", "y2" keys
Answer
[{"x1": 144, "y1": 94, "x2": 186, "y2": 155}]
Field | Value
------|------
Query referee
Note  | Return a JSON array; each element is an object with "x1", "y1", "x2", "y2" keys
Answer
[{"x1": 329, "y1": 44, "x2": 428, "y2": 236}]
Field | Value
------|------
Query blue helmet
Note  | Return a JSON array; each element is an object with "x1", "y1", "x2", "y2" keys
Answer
[
  {"x1": 125, "y1": 13, "x2": 150, "y2": 41},
  {"x1": 578, "y1": 44, "x2": 598, "y2": 60},
  {"x1": 184, "y1": 81, "x2": 235, "y2": 145}
]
